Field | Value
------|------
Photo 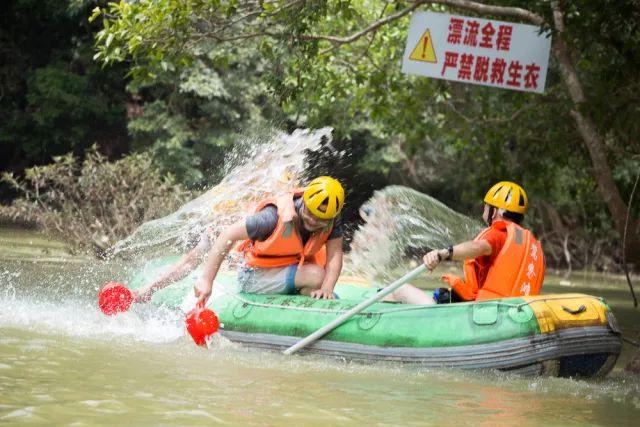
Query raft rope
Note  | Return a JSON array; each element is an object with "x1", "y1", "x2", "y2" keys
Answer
[
  {"x1": 225, "y1": 291, "x2": 605, "y2": 317},
  {"x1": 622, "y1": 336, "x2": 640, "y2": 348}
]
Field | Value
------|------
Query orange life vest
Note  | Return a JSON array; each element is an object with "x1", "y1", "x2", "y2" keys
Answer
[
  {"x1": 447, "y1": 220, "x2": 545, "y2": 301},
  {"x1": 238, "y1": 191, "x2": 333, "y2": 268}
]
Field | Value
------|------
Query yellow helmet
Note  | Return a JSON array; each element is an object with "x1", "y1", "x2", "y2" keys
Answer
[
  {"x1": 303, "y1": 176, "x2": 345, "y2": 219},
  {"x1": 483, "y1": 181, "x2": 528, "y2": 214}
]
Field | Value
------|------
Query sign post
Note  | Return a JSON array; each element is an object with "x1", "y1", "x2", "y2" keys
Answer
[{"x1": 402, "y1": 12, "x2": 552, "y2": 93}]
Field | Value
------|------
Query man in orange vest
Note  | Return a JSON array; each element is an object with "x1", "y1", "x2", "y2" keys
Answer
[
  {"x1": 422, "y1": 181, "x2": 545, "y2": 302},
  {"x1": 134, "y1": 176, "x2": 346, "y2": 305}
]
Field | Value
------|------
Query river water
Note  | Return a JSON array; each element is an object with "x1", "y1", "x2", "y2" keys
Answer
[{"x1": 1, "y1": 227, "x2": 640, "y2": 425}]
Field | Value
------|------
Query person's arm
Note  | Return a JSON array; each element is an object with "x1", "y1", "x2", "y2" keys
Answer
[
  {"x1": 194, "y1": 219, "x2": 249, "y2": 305},
  {"x1": 134, "y1": 233, "x2": 210, "y2": 302},
  {"x1": 310, "y1": 237, "x2": 343, "y2": 299},
  {"x1": 423, "y1": 239, "x2": 492, "y2": 271}
]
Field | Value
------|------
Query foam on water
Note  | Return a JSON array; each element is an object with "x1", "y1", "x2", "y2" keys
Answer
[{"x1": 0, "y1": 272, "x2": 185, "y2": 344}]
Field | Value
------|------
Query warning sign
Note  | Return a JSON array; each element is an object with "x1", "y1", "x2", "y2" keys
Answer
[
  {"x1": 409, "y1": 29, "x2": 437, "y2": 63},
  {"x1": 402, "y1": 12, "x2": 551, "y2": 93}
]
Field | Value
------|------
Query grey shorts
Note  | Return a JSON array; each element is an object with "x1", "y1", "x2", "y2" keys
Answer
[{"x1": 237, "y1": 263, "x2": 298, "y2": 294}]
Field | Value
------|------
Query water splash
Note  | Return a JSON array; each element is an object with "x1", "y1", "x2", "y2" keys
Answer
[
  {"x1": 111, "y1": 128, "x2": 333, "y2": 259},
  {"x1": 0, "y1": 265, "x2": 185, "y2": 343},
  {"x1": 346, "y1": 185, "x2": 482, "y2": 281},
  {"x1": 0, "y1": 297, "x2": 185, "y2": 343},
  {"x1": 108, "y1": 126, "x2": 481, "y2": 285},
  {"x1": 1, "y1": 127, "x2": 338, "y2": 346}
]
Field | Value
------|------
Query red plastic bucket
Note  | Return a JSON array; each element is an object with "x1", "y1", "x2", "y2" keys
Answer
[
  {"x1": 98, "y1": 282, "x2": 133, "y2": 315},
  {"x1": 185, "y1": 303, "x2": 220, "y2": 346}
]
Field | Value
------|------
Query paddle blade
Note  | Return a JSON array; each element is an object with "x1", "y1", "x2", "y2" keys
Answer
[
  {"x1": 185, "y1": 305, "x2": 219, "y2": 346},
  {"x1": 98, "y1": 282, "x2": 133, "y2": 315}
]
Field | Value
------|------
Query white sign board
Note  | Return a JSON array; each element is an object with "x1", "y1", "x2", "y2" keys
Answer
[{"x1": 402, "y1": 12, "x2": 551, "y2": 93}]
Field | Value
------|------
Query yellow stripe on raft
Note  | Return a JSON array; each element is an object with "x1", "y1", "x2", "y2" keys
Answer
[{"x1": 523, "y1": 294, "x2": 609, "y2": 334}]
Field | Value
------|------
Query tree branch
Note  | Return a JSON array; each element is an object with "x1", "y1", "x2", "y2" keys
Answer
[
  {"x1": 622, "y1": 168, "x2": 639, "y2": 307},
  {"x1": 305, "y1": 0, "x2": 544, "y2": 51},
  {"x1": 551, "y1": 1, "x2": 630, "y2": 236},
  {"x1": 432, "y1": 0, "x2": 544, "y2": 25},
  {"x1": 190, "y1": 0, "x2": 545, "y2": 53},
  {"x1": 306, "y1": 1, "x2": 426, "y2": 46},
  {"x1": 195, "y1": 1, "x2": 425, "y2": 46},
  {"x1": 203, "y1": 0, "x2": 305, "y2": 38}
]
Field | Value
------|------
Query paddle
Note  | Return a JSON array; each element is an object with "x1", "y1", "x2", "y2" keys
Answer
[
  {"x1": 98, "y1": 282, "x2": 134, "y2": 315},
  {"x1": 185, "y1": 301, "x2": 220, "y2": 346},
  {"x1": 283, "y1": 264, "x2": 428, "y2": 355}
]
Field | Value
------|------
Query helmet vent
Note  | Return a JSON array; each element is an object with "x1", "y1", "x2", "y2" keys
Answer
[
  {"x1": 316, "y1": 199, "x2": 328, "y2": 213},
  {"x1": 484, "y1": 181, "x2": 527, "y2": 215},
  {"x1": 307, "y1": 188, "x2": 323, "y2": 199},
  {"x1": 302, "y1": 176, "x2": 345, "y2": 219}
]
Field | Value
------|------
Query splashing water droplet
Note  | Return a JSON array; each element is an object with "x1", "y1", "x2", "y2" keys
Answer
[
  {"x1": 345, "y1": 186, "x2": 482, "y2": 281},
  {"x1": 110, "y1": 128, "x2": 333, "y2": 259}
]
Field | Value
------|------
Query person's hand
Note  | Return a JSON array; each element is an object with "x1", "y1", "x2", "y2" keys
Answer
[
  {"x1": 310, "y1": 287, "x2": 334, "y2": 300},
  {"x1": 440, "y1": 274, "x2": 462, "y2": 288},
  {"x1": 423, "y1": 249, "x2": 442, "y2": 271},
  {"x1": 132, "y1": 286, "x2": 153, "y2": 303},
  {"x1": 194, "y1": 277, "x2": 212, "y2": 306}
]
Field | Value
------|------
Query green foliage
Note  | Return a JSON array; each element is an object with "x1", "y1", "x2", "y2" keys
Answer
[
  {"x1": 124, "y1": 46, "x2": 287, "y2": 185},
  {"x1": 93, "y1": 0, "x2": 203, "y2": 82},
  {"x1": 0, "y1": 146, "x2": 192, "y2": 257},
  {"x1": 0, "y1": 0, "x2": 129, "y2": 200},
  {"x1": 127, "y1": 100, "x2": 203, "y2": 185},
  {"x1": 22, "y1": 63, "x2": 109, "y2": 156},
  {"x1": 78, "y1": 0, "x2": 640, "y2": 266}
]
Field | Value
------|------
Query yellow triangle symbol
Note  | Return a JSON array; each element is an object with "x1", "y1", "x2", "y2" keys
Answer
[{"x1": 409, "y1": 29, "x2": 437, "y2": 63}]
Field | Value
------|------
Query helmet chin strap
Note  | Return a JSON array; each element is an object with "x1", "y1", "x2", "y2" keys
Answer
[{"x1": 487, "y1": 206, "x2": 496, "y2": 226}]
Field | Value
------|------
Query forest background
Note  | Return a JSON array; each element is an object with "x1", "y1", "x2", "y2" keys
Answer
[{"x1": 1, "y1": 0, "x2": 639, "y2": 272}]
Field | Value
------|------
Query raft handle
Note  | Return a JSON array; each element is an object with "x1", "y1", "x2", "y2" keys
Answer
[{"x1": 561, "y1": 305, "x2": 586, "y2": 315}]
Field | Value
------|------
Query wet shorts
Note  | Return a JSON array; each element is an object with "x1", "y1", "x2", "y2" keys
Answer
[{"x1": 237, "y1": 264, "x2": 298, "y2": 294}]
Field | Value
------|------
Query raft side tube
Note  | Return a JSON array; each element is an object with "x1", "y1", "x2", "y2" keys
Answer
[
  {"x1": 132, "y1": 257, "x2": 622, "y2": 377},
  {"x1": 219, "y1": 326, "x2": 620, "y2": 377}
]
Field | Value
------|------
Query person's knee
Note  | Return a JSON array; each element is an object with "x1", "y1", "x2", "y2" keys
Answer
[
  {"x1": 295, "y1": 264, "x2": 325, "y2": 289},
  {"x1": 388, "y1": 284, "x2": 435, "y2": 305}
]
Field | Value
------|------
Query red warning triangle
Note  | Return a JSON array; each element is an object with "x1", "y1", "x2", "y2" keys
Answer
[{"x1": 409, "y1": 29, "x2": 437, "y2": 63}]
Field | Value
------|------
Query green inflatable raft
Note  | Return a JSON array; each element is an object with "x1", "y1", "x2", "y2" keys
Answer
[{"x1": 130, "y1": 257, "x2": 622, "y2": 377}]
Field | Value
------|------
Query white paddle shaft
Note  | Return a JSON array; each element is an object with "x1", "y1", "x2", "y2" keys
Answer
[{"x1": 283, "y1": 264, "x2": 428, "y2": 355}]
